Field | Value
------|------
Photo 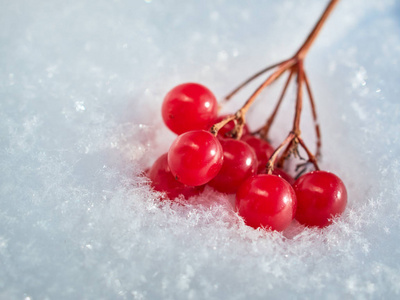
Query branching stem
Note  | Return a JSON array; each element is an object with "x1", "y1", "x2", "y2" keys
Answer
[
  {"x1": 211, "y1": 0, "x2": 339, "y2": 171},
  {"x1": 258, "y1": 68, "x2": 294, "y2": 140},
  {"x1": 266, "y1": 132, "x2": 295, "y2": 174},
  {"x1": 224, "y1": 60, "x2": 285, "y2": 101}
]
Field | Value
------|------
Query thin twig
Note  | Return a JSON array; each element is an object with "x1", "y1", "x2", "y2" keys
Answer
[
  {"x1": 303, "y1": 71, "x2": 321, "y2": 159},
  {"x1": 212, "y1": 0, "x2": 340, "y2": 173},
  {"x1": 238, "y1": 59, "x2": 296, "y2": 116},
  {"x1": 224, "y1": 60, "x2": 285, "y2": 101},
  {"x1": 292, "y1": 61, "x2": 304, "y2": 134},
  {"x1": 258, "y1": 68, "x2": 294, "y2": 140},
  {"x1": 266, "y1": 132, "x2": 296, "y2": 174},
  {"x1": 210, "y1": 115, "x2": 236, "y2": 136},
  {"x1": 296, "y1": 0, "x2": 340, "y2": 59},
  {"x1": 297, "y1": 136, "x2": 320, "y2": 170}
]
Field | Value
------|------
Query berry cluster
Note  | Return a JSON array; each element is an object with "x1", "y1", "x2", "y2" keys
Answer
[
  {"x1": 147, "y1": 0, "x2": 347, "y2": 231},
  {"x1": 148, "y1": 82, "x2": 347, "y2": 231}
]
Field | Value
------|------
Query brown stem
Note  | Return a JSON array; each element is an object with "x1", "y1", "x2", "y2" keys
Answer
[
  {"x1": 275, "y1": 63, "x2": 305, "y2": 169},
  {"x1": 213, "y1": 0, "x2": 339, "y2": 171},
  {"x1": 234, "y1": 112, "x2": 246, "y2": 139},
  {"x1": 296, "y1": 0, "x2": 340, "y2": 60},
  {"x1": 292, "y1": 61, "x2": 304, "y2": 134},
  {"x1": 261, "y1": 0, "x2": 339, "y2": 171},
  {"x1": 297, "y1": 137, "x2": 320, "y2": 170},
  {"x1": 258, "y1": 68, "x2": 294, "y2": 139},
  {"x1": 225, "y1": 60, "x2": 285, "y2": 101},
  {"x1": 212, "y1": 60, "x2": 295, "y2": 139},
  {"x1": 238, "y1": 59, "x2": 296, "y2": 117},
  {"x1": 210, "y1": 115, "x2": 236, "y2": 136},
  {"x1": 266, "y1": 132, "x2": 296, "y2": 174},
  {"x1": 224, "y1": 0, "x2": 340, "y2": 102},
  {"x1": 276, "y1": 141, "x2": 293, "y2": 169},
  {"x1": 303, "y1": 71, "x2": 322, "y2": 158}
]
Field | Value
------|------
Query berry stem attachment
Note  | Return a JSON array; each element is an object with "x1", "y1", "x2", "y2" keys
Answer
[
  {"x1": 297, "y1": 136, "x2": 320, "y2": 171},
  {"x1": 266, "y1": 132, "x2": 320, "y2": 174},
  {"x1": 210, "y1": 114, "x2": 236, "y2": 136},
  {"x1": 266, "y1": 132, "x2": 296, "y2": 174}
]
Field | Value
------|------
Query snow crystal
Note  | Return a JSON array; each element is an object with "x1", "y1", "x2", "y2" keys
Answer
[{"x1": 0, "y1": 0, "x2": 399, "y2": 299}]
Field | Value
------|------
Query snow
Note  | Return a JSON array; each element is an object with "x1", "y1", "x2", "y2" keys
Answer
[{"x1": 1, "y1": 0, "x2": 400, "y2": 299}]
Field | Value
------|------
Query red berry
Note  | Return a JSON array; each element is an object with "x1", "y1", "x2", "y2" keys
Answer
[
  {"x1": 293, "y1": 171, "x2": 347, "y2": 227},
  {"x1": 212, "y1": 115, "x2": 250, "y2": 138},
  {"x1": 148, "y1": 153, "x2": 203, "y2": 199},
  {"x1": 241, "y1": 135, "x2": 274, "y2": 173},
  {"x1": 162, "y1": 83, "x2": 218, "y2": 135},
  {"x1": 168, "y1": 130, "x2": 224, "y2": 186},
  {"x1": 208, "y1": 139, "x2": 257, "y2": 194},
  {"x1": 236, "y1": 174, "x2": 297, "y2": 231}
]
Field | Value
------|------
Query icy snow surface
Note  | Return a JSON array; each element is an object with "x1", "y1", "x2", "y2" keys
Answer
[{"x1": 1, "y1": 0, "x2": 400, "y2": 299}]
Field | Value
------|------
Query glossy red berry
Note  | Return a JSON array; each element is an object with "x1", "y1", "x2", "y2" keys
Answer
[
  {"x1": 168, "y1": 130, "x2": 224, "y2": 186},
  {"x1": 148, "y1": 153, "x2": 204, "y2": 199},
  {"x1": 293, "y1": 171, "x2": 347, "y2": 227},
  {"x1": 241, "y1": 135, "x2": 274, "y2": 173},
  {"x1": 208, "y1": 139, "x2": 257, "y2": 194},
  {"x1": 162, "y1": 83, "x2": 218, "y2": 135},
  {"x1": 212, "y1": 115, "x2": 250, "y2": 138},
  {"x1": 236, "y1": 174, "x2": 297, "y2": 231}
]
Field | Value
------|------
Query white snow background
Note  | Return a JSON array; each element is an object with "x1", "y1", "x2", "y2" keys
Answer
[{"x1": 1, "y1": 0, "x2": 400, "y2": 299}]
